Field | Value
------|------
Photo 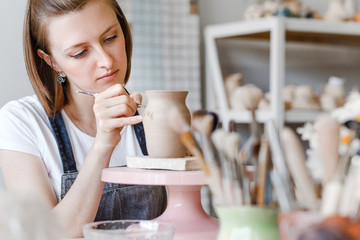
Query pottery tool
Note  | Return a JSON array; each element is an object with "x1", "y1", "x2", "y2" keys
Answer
[
  {"x1": 76, "y1": 89, "x2": 98, "y2": 97},
  {"x1": 192, "y1": 110, "x2": 219, "y2": 133},
  {"x1": 265, "y1": 120, "x2": 296, "y2": 212},
  {"x1": 338, "y1": 155, "x2": 360, "y2": 218},
  {"x1": 329, "y1": 120, "x2": 360, "y2": 217},
  {"x1": 321, "y1": 127, "x2": 357, "y2": 216},
  {"x1": 313, "y1": 114, "x2": 340, "y2": 184},
  {"x1": 211, "y1": 129, "x2": 243, "y2": 205},
  {"x1": 240, "y1": 109, "x2": 262, "y2": 165},
  {"x1": 238, "y1": 109, "x2": 262, "y2": 203},
  {"x1": 169, "y1": 108, "x2": 210, "y2": 176},
  {"x1": 281, "y1": 126, "x2": 319, "y2": 211},
  {"x1": 191, "y1": 112, "x2": 226, "y2": 204},
  {"x1": 76, "y1": 89, "x2": 145, "y2": 108},
  {"x1": 255, "y1": 135, "x2": 270, "y2": 206}
]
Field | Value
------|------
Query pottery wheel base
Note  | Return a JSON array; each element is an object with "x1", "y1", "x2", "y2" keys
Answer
[
  {"x1": 101, "y1": 168, "x2": 219, "y2": 240},
  {"x1": 126, "y1": 156, "x2": 200, "y2": 171}
]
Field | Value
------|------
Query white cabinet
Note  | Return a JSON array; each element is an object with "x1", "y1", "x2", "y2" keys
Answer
[{"x1": 204, "y1": 17, "x2": 360, "y2": 129}]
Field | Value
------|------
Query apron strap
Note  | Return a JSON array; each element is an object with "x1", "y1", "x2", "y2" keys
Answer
[
  {"x1": 123, "y1": 87, "x2": 148, "y2": 156},
  {"x1": 48, "y1": 112, "x2": 78, "y2": 173},
  {"x1": 132, "y1": 111, "x2": 148, "y2": 156}
]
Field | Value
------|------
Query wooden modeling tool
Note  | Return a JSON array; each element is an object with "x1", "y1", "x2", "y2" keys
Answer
[
  {"x1": 256, "y1": 135, "x2": 270, "y2": 206},
  {"x1": 281, "y1": 126, "x2": 319, "y2": 211},
  {"x1": 313, "y1": 114, "x2": 340, "y2": 184}
]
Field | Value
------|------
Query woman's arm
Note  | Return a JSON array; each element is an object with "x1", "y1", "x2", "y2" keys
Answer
[
  {"x1": 0, "y1": 147, "x2": 110, "y2": 238},
  {"x1": 0, "y1": 150, "x2": 58, "y2": 205},
  {"x1": 0, "y1": 85, "x2": 143, "y2": 238}
]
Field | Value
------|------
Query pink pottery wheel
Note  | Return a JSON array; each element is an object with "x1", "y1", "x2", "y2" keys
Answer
[{"x1": 102, "y1": 167, "x2": 219, "y2": 240}]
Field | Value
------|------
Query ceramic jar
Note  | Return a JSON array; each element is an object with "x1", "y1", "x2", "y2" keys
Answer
[
  {"x1": 215, "y1": 206, "x2": 279, "y2": 240},
  {"x1": 143, "y1": 90, "x2": 191, "y2": 158}
]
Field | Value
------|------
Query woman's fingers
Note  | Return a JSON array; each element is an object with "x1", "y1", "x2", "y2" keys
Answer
[
  {"x1": 97, "y1": 115, "x2": 143, "y2": 132},
  {"x1": 130, "y1": 92, "x2": 142, "y2": 105},
  {"x1": 94, "y1": 85, "x2": 138, "y2": 118},
  {"x1": 96, "y1": 95, "x2": 136, "y2": 114},
  {"x1": 97, "y1": 84, "x2": 127, "y2": 99},
  {"x1": 97, "y1": 103, "x2": 135, "y2": 119}
]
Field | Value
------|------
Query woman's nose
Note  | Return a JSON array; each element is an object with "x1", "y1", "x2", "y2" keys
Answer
[{"x1": 96, "y1": 46, "x2": 113, "y2": 70}]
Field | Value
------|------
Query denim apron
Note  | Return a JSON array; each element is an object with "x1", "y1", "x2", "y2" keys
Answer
[{"x1": 48, "y1": 112, "x2": 166, "y2": 221}]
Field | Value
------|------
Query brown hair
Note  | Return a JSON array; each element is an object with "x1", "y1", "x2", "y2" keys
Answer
[{"x1": 23, "y1": 0, "x2": 133, "y2": 116}]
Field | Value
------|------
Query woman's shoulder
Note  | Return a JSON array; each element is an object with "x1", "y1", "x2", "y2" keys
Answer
[{"x1": 0, "y1": 95, "x2": 46, "y2": 120}]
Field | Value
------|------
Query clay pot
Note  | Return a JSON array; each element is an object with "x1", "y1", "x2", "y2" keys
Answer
[{"x1": 143, "y1": 90, "x2": 191, "y2": 158}]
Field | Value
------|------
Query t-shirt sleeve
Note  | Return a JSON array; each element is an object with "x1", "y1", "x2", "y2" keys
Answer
[{"x1": 0, "y1": 101, "x2": 41, "y2": 158}]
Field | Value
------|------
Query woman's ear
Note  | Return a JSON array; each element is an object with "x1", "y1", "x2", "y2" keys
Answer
[{"x1": 37, "y1": 49, "x2": 61, "y2": 72}]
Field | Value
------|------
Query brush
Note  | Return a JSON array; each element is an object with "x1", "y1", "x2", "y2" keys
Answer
[
  {"x1": 323, "y1": 120, "x2": 360, "y2": 216},
  {"x1": 191, "y1": 111, "x2": 221, "y2": 168},
  {"x1": 281, "y1": 126, "x2": 319, "y2": 211},
  {"x1": 191, "y1": 110, "x2": 226, "y2": 204},
  {"x1": 313, "y1": 114, "x2": 341, "y2": 184},
  {"x1": 169, "y1": 108, "x2": 210, "y2": 176},
  {"x1": 265, "y1": 120, "x2": 296, "y2": 212},
  {"x1": 191, "y1": 111, "x2": 215, "y2": 138},
  {"x1": 255, "y1": 135, "x2": 270, "y2": 206},
  {"x1": 211, "y1": 129, "x2": 244, "y2": 205}
]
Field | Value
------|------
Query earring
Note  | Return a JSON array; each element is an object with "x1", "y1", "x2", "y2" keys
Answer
[{"x1": 57, "y1": 72, "x2": 66, "y2": 84}]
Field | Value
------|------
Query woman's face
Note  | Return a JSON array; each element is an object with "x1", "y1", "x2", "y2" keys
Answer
[{"x1": 44, "y1": 0, "x2": 127, "y2": 94}]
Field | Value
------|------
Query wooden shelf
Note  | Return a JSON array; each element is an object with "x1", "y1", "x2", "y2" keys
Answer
[
  {"x1": 285, "y1": 110, "x2": 324, "y2": 123},
  {"x1": 205, "y1": 17, "x2": 360, "y2": 130}
]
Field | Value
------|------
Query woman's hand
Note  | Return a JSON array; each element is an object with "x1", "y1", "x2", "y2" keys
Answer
[{"x1": 92, "y1": 84, "x2": 143, "y2": 150}]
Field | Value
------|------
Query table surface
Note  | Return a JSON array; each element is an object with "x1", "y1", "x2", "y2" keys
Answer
[{"x1": 101, "y1": 167, "x2": 208, "y2": 186}]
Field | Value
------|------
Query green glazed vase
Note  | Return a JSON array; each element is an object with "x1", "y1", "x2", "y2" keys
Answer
[{"x1": 215, "y1": 206, "x2": 279, "y2": 240}]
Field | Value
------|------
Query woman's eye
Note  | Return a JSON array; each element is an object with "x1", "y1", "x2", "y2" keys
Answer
[
  {"x1": 71, "y1": 50, "x2": 86, "y2": 59},
  {"x1": 105, "y1": 35, "x2": 117, "y2": 42}
]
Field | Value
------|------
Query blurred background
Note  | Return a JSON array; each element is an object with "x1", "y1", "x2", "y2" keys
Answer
[{"x1": 1, "y1": 0, "x2": 359, "y2": 112}]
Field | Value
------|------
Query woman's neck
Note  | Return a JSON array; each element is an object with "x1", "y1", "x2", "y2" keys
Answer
[{"x1": 64, "y1": 94, "x2": 97, "y2": 137}]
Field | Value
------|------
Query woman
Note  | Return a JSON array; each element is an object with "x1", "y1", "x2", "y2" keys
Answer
[{"x1": 0, "y1": 0, "x2": 166, "y2": 237}]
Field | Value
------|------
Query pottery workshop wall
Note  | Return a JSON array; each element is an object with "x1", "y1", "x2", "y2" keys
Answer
[
  {"x1": 0, "y1": 1, "x2": 31, "y2": 107},
  {"x1": 198, "y1": 0, "x2": 360, "y2": 109},
  {"x1": 0, "y1": 0, "x2": 202, "y2": 112},
  {"x1": 1, "y1": 1, "x2": 359, "y2": 110}
]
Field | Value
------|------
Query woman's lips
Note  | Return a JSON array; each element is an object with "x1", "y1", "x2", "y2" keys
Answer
[{"x1": 97, "y1": 70, "x2": 119, "y2": 81}]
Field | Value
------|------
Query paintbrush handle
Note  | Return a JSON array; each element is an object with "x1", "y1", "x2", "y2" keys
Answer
[
  {"x1": 281, "y1": 127, "x2": 319, "y2": 211},
  {"x1": 179, "y1": 132, "x2": 211, "y2": 176},
  {"x1": 256, "y1": 136, "x2": 270, "y2": 206},
  {"x1": 314, "y1": 115, "x2": 340, "y2": 184}
]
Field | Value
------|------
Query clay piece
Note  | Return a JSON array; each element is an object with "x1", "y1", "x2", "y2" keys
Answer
[
  {"x1": 283, "y1": 0, "x2": 302, "y2": 16},
  {"x1": 224, "y1": 73, "x2": 242, "y2": 105},
  {"x1": 283, "y1": 85, "x2": 296, "y2": 110},
  {"x1": 324, "y1": 0, "x2": 349, "y2": 22},
  {"x1": 230, "y1": 84, "x2": 264, "y2": 111},
  {"x1": 262, "y1": 0, "x2": 280, "y2": 17},
  {"x1": 291, "y1": 85, "x2": 320, "y2": 110},
  {"x1": 244, "y1": 4, "x2": 264, "y2": 21},
  {"x1": 320, "y1": 76, "x2": 346, "y2": 112},
  {"x1": 143, "y1": 90, "x2": 191, "y2": 158},
  {"x1": 126, "y1": 156, "x2": 200, "y2": 171}
]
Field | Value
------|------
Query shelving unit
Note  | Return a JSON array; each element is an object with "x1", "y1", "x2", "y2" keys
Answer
[{"x1": 204, "y1": 17, "x2": 360, "y2": 130}]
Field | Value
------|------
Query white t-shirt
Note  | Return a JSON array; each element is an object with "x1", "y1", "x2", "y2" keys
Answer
[{"x1": 0, "y1": 95, "x2": 143, "y2": 201}]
